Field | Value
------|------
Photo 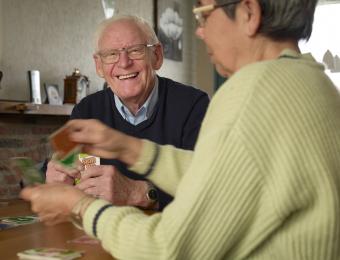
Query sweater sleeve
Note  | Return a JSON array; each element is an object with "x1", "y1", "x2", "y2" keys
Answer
[
  {"x1": 82, "y1": 125, "x2": 266, "y2": 259},
  {"x1": 129, "y1": 139, "x2": 194, "y2": 196}
]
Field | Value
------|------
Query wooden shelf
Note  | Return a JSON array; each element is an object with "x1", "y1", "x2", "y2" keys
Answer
[{"x1": 0, "y1": 101, "x2": 74, "y2": 116}]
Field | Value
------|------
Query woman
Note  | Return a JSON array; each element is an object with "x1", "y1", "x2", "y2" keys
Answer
[{"x1": 22, "y1": 0, "x2": 340, "y2": 259}]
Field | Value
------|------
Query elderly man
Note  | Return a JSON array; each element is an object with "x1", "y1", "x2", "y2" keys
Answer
[
  {"x1": 23, "y1": 0, "x2": 340, "y2": 259},
  {"x1": 45, "y1": 15, "x2": 209, "y2": 210}
]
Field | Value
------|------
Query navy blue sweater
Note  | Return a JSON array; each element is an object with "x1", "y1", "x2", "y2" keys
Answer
[{"x1": 71, "y1": 76, "x2": 209, "y2": 210}]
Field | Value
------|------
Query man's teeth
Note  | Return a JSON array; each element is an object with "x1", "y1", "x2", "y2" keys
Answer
[{"x1": 118, "y1": 73, "x2": 138, "y2": 80}]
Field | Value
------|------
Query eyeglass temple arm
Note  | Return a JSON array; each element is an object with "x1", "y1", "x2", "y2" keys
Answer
[{"x1": 193, "y1": 4, "x2": 214, "y2": 14}]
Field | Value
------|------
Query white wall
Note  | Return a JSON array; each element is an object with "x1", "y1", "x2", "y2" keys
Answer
[
  {"x1": 0, "y1": 0, "x2": 104, "y2": 101},
  {"x1": 0, "y1": 0, "x2": 213, "y2": 101}
]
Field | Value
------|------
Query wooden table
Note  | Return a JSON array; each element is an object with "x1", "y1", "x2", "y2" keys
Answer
[{"x1": 0, "y1": 199, "x2": 113, "y2": 259}]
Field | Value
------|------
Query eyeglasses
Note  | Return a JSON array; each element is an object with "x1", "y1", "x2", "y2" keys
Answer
[
  {"x1": 97, "y1": 43, "x2": 157, "y2": 64},
  {"x1": 193, "y1": 0, "x2": 241, "y2": 27}
]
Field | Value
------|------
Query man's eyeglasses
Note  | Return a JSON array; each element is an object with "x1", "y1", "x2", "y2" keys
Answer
[
  {"x1": 193, "y1": 0, "x2": 241, "y2": 27},
  {"x1": 97, "y1": 43, "x2": 157, "y2": 64}
]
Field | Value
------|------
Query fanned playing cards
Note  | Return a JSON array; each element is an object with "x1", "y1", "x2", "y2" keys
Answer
[
  {"x1": 0, "y1": 215, "x2": 39, "y2": 230},
  {"x1": 9, "y1": 157, "x2": 44, "y2": 185}
]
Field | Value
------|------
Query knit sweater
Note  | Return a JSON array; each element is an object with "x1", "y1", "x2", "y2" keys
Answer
[
  {"x1": 71, "y1": 76, "x2": 209, "y2": 209},
  {"x1": 83, "y1": 49, "x2": 340, "y2": 259}
]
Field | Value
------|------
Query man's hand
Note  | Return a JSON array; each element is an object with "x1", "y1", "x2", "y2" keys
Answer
[
  {"x1": 45, "y1": 160, "x2": 81, "y2": 185},
  {"x1": 20, "y1": 183, "x2": 86, "y2": 226},
  {"x1": 76, "y1": 165, "x2": 155, "y2": 208}
]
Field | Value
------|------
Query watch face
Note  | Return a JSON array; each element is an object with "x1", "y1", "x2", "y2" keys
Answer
[{"x1": 148, "y1": 188, "x2": 158, "y2": 201}]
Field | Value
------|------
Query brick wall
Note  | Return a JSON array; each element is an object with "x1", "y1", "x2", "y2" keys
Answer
[{"x1": 0, "y1": 115, "x2": 68, "y2": 199}]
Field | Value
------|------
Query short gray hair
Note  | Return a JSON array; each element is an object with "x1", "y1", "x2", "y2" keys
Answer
[
  {"x1": 94, "y1": 15, "x2": 159, "y2": 52},
  {"x1": 216, "y1": 0, "x2": 317, "y2": 41}
]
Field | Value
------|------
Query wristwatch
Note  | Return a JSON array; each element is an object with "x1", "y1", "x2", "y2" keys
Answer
[{"x1": 146, "y1": 183, "x2": 158, "y2": 203}]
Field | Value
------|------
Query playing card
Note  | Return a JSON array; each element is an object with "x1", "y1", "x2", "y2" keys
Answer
[
  {"x1": 67, "y1": 235, "x2": 100, "y2": 245},
  {"x1": 49, "y1": 126, "x2": 78, "y2": 158},
  {"x1": 10, "y1": 157, "x2": 44, "y2": 185},
  {"x1": 17, "y1": 247, "x2": 83, "y2": 260},
  {"x1": 78, "y1": 153, "x2": 100, "y2": 170},
  {"x1": 75, "y1": 153, "x2": 100, "y2": 184},
  {"x1": 49, "y1": 126, "x2": 81, "y2": 168},
  {"x1": 0, "y1": 215, "x2": 39, "y2": 230},
  {"x1": 0, "y1": 222, "x2": 17, "y2": 230}
]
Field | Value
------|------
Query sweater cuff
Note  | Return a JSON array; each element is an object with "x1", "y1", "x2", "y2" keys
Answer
[
  {"x1": 128, "y1": 139, "x2": 157, "y2": 175},
  {"x1": 83, "y1": 199, "x2": 116, "y2": 238}
]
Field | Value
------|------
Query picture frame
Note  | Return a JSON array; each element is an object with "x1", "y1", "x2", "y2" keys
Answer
[
  {"x1": 44, "y1": 84, "x2": 62, "y2": 105},
  {"x1": 156, "y1": 0, "x2": 183, "y2": 61}
]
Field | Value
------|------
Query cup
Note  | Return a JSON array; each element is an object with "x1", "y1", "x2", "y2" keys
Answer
[{"x1": 27, "y1": 70, "x2": 42, "y2": 104}]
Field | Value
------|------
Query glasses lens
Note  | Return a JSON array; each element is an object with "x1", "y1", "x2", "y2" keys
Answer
[
  {"x1": 100, "y1": 50, "x2": 119, "y2": 64},
  {"x1": 98, "y1": 44, "x2": 150, "y2": 64},
  {"x1": 127, "y1": 45, "x2": 146, "y2": 59}
]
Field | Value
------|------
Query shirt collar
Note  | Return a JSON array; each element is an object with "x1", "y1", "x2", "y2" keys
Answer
[{"x1": 113, "y1": 76, "x2": 159, "y2": 124}]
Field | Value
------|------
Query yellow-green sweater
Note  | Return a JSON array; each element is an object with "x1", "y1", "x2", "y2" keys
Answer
[{"x1": 83, "y1": 49, "x2": 340, "y2": 259}]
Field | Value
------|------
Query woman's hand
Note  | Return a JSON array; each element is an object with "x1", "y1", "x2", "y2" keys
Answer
[
  {"x1": 66, "y1": 119, "x2": 142, "y2": 166},
  {"x1": 20, "y1": 183, "x2": 85, "y2": 226}
]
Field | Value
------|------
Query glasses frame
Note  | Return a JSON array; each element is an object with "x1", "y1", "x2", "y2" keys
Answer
[
  {"x1": 96, "y1": 43, "x2": 157, "y2": 64},
  {"x1": 193, "y1": 0, "x2": 241, "y2": 27}
]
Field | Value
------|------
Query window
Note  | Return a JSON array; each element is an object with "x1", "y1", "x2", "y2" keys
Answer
[{"x1": 299, "y1": 1, "x2": 340, "y2": 91}]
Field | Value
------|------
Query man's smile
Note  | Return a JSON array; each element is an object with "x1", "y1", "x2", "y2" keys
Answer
[{"x1": 117, "y1": 72, "x2": 139, "y2": 80}]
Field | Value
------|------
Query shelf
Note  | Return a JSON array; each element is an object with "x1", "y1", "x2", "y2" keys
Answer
[{"x1": 0, "y1": 101, "x2": 74, "y2": 116}]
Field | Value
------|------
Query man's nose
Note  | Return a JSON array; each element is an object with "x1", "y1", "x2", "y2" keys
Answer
[{"x1": 117, "y1": 51, "x2": 132, "y2": 68}]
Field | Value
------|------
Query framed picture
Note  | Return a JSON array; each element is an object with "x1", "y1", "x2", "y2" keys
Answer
[
  {"x1": 44, "y1": 84, "x2": 62, "y2": 105},
  {"x1": 156, "y1": 0, "x2": 183, "y2": 61}
]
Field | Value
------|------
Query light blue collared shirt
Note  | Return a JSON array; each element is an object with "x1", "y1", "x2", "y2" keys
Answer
[{"x1": 114, "y1": 77, "x2": 159, "y2": 125}]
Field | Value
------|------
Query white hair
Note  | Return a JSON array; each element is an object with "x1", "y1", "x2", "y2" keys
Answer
[{"x1": 94, "y1": 15, "x2": 159, "y2": 52}]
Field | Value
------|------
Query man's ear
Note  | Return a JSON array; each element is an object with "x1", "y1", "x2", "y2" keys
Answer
[
  {"x1": 93, "y1": 54, "x2": 105, "y2": 78},
  {"x1": 151, "y1": 44, "x2": 164, "y2": 70},
  {"x1": 239, "y1": 0, "x2": 261, "y2": 37}
]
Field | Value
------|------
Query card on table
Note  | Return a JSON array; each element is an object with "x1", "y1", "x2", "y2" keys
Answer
[
  {"x1": 9, "y1": 157, "x2": 44, "y2": 185},
  {"x1": 17, "y1": 247, "x2": 83, "y2": 260},
  {"x1": 49, "y1": 125, "x2": 81, "y2": 168},
  {"x1": 0, "y1": 222, "x2": 16, "y2": 230},
  {"x1": 0, "y1": 215, "x2": 39, "y2": 230}
]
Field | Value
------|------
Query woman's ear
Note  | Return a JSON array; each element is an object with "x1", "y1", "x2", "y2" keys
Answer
[{"x1": 239, "y1": 0, "x2": 261, "y2": 37}]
